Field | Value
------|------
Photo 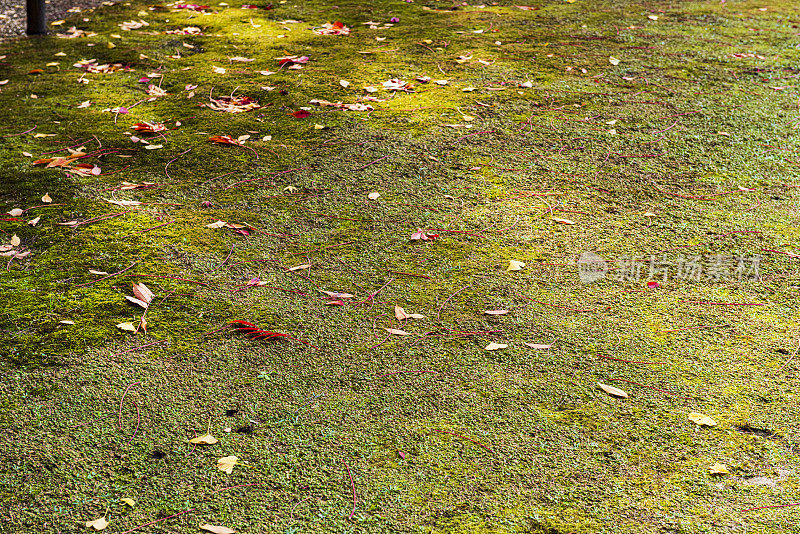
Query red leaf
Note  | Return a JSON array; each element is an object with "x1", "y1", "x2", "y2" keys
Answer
[{"x1": 290, "y1": 110, "x2": 311, "y2": 119}]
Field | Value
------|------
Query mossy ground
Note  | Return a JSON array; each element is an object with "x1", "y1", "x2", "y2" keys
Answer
[{"x1": 1, "y1": 0, "x2": 800, "y2": 532}]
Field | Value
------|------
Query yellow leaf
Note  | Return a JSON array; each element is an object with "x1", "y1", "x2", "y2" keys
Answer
[
  {"x1": 709, "y1": 463, "x2": 729, "y2": 475},
  {"x1": 199, "y1": 524, "x2": 236, "y2": 534},
  {"x1": 485, "y1": 342, "x2": 508, "y2": 351},
  {"x1": 85, "y1": 517, "x2": 109, "y2": 530},
  {"x1": 120, "y1": 498, "x2": 136, "y2": 507},
  {"x1": 10, "y1": 234, "x2": 20, "y2": 247},
  {"x1": 217, "y1": 455, "x2": 238, "y2": 474},
  {"x1": 688, "y1": 412, "x2": 717, "y2": 426},
  {"x1": 116, "y1": 322, "x2": 136, "y2": 332},
  {"x1": 189, "y1": 434, "x2": 218, "y2": 445},
  {"x1": 506, "y1": 260, "x2": 525, "y2": 272},
  {"x1": 597, "y1": 382, "x2": 628, "y2": 398}
]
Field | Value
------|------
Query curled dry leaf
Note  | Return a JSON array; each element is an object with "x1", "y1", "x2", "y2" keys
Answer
[
  {"x1": 552, "y1": 217, "x2": 575, "y2": 225},
  {"x1": 116, "y1": 322, "x2": 136, "y2": 332},
  {"x1": 10, "y1": 234, "x2": 20, "y2": 247},
  {"x1": 8, "y1": 208, "x2": 23, "y2": 217},
  {"x1": 484, "y1": 310, "x2": 509, "y2": 315},
  {"x1": 688, "y1": 412, "x2": 717, "y2": 426},
  {"x1": 85, "y1": 517, "x2": 109, "y2": 531},
  {"x1": 368, "y1": 192, "x2": 380, "y2": 200},
  {"x1": 217, "y1": 455, "x2": 238, "y2": 474},
  {"x1": 206, "y1": 220, "x2": 227, "y2": 229},
  {"x1": 209, "y1": 135, "x2": 243, "y2": 146},
  {"x1": 287, "y1": 263, "x2": 311, "y2": 271},
  {"x1": 42, "y1": 193, "x2": 52, "y2": 203},
  {"x1": 189, "y1": 433, "x2": 218, "y2": 445},
  {"x1": 199, "y1": 525, "x2": 236, "y2": 534},
  {"x1": 132, "y1": 283, "x2": 154, "y2": 305},
  {"x1": 60, "y1": 320, "x2": 75, "y2": 325},
  {"x1": 395, "y1": 306, "x2": 409, "y2": 321},
  {"x1": 485, "y1": 342, "x2": 508, "y2": 351},
  {"x1": 597, "y1": 382, "x2": 628, "y2": 398},
  {"x1": 321, "y1": 290, "x2": 354, "y2": 299},
  {"x1": 28, "y1": 216, "x2": 41, "y2": 226},
  {"x1": 120, "y1": 497, "x2": 136, "y2": 507}
]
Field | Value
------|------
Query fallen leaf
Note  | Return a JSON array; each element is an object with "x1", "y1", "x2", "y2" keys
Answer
[
  {"x1": 189, "y1": 434, "x2": 218, "y2": 445},
  {"x1": 116, "y1": 322, "x2": 136, "y2": 332},
  {"x1": 395, "y1": 306, "x2": 409, "y2": 321},
  {"x1": 597, "y1": 382, "x2": 628, "y2": 398},
  {"x1": 288, "y1": 264, "x2": 311, "y2": 271},
  {"x1": 10, "y1": 234, "x2": 20, "y2": 247},
  {"x1": 132, "y1": 283, "x2": 154, "y2": 304},
  {"x1": 484, "y1": 310, "x2": 509, "y2": 315},
  {"x1": 368, "y1": 192, "x2": 381, "y2": 200},
  {"x1": 321, "y1": 290, "x2": 354, "y2": 298},
  {"x1": 552, "y1": 217, "x2": 575, "y2": 225},
  {"x1": 125, "y1": 296, "x2": 149, "y2": 309},
  {"x1": 506, "y1": 260, "x2": 525, "y2": 271},
  {"x1": 85, "y1": 517, "x2": 109, "y2": 530},
  {"x1": 386, "y1": 328, "x2": 412, "y2": 336},
  {"x1": 609, "y1": 56, "x2": 620, "y2": 66},
  {"x1": 339, "y1": 80, "x2": 350, "y2": 88},
  {"x1": 524, "y1": 343, "x2": 552, "y2": 349},
  {"x1": 28, "y1": 216, "x2": 41, "y2": 226},
  {"x1": 199, "y1": 525, "x2": 236, "y2": 534},
  {"x1": 42, "y1": 193, "x2": 52, "y2": 203},
  {"x1": 485, "y1": 342, "x2": 508, "y2": 350},
  {"x1": 709, "y1": 463, "x2": 729, "y2": 475},
  {"x1": 120, "y1": 498, "x2": 136, "y2": 507},
  {"x1": 8, "y1": 208, "x2": 23, "y2": 216},
  {"x1": 217, "y1": 455, "x2": 238, "y2": 473},
  {"x1": 206, "y1": 220, "x2": 227, "y2": 229},
  {"x1": 60, "y1": 320, "x2": 75, "y2": 325},
  {"x1": 689, "y1": 412, "x2": 717, "y2": 426}
]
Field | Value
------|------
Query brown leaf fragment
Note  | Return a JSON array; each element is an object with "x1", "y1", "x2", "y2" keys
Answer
[{"x1": 386, "y1": 328, "x2": 412, "y2": 336}]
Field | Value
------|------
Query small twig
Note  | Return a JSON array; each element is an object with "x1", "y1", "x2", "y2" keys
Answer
[
  {"x1": 165, "y1": 149, "x2": 192, "y2": 180},
  {"x1": 437, "y1": 285, "x2": 470, "y2": 323},
  {"x1": 433, "y1": 429, "x2": 494, "y2": 453},
  {"x1": 118, "y1": 381, "x2": 141, "y2": 431},
  {"x1": 119, "y1": 508, "x2": 196, "y2": 534},
  {"x1": 211, "y1": 244, "x2": 235, "y2": 273},
  {"x1": 74, "y1": 261, "x2": 137, "y2": 288},
  {"x1": 741, "y1": 502, "x2": 800, "y2": 512},
  {"x1": 773, "y1": 339, "x2": 800, "y2": 375},
  {"x1": 124, "y1": 220, "x2": 175, "y2": 237},
  {"x1": 111, "y1": 340, "x2": 167, "y2": 358},
  {"x1": 342, "y1": 460, "x2": 356, "y2": 520}
]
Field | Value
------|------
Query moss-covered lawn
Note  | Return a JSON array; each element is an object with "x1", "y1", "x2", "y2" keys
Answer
[{"x1": 2, "y1": 0, "x2": 800, "y2": 532}]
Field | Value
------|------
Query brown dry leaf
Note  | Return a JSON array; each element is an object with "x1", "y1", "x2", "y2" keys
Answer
[
  {"x1": 8, "y1": 208, "x2": 23, "y2": 217},
  {"x1": 189, "y1": 434, "x2": 218, "y2": 445},
  {"x1": 85, "y1": 517, "x2": 109, "y2": 531},
  {"x1": 199, "y1": 524, "x2": 236, "y2": 534},
  {"x1": 597, "y1": 382, "x2": 628, "y2": 398},
  {"x1": 42, "y1": 192, "x2": 52, "y2": 203},
  {"x1": 386, "y1": 328, "x2": 412, "y2": 336},
  {"x1": 689, "y1": 412, "x2": 717, "y2": 426},
  {"x1": 125, "y1": 296, "x2": 149, "y2": 309},
  {"x1": 217, "y1": 455, "x2": 238, "y2": 474},
  {"x1": 395, "y1": 306, "x2": 409, "y2": 321}
]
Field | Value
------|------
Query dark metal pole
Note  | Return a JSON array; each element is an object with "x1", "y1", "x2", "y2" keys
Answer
[{"x1": 26, "y1": 0, "x2": 47, "y2": 35}]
